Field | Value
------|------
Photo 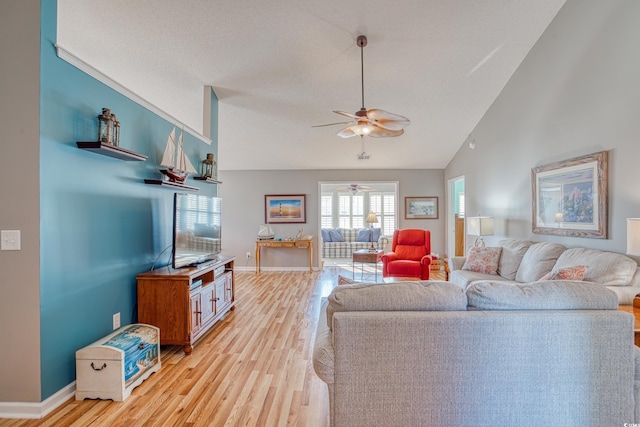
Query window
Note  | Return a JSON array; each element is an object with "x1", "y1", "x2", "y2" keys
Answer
[
  {"x1": 320, "y1": 183, "x2": 397, "y2": 234},
  {"x1": 369, "y1": 192, "x2": 396, "y2": 235}
]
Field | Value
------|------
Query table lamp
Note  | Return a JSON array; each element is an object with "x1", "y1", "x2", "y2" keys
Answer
[
  {"x1": 627, "y1": 218, "x2": 640, "y2": 256},
  {"x1": 366, "y1": 211, "x2": 379, "y2": 251},
  {"x1": 467, "y1": 216, "x2": 494, "y2": 247}
]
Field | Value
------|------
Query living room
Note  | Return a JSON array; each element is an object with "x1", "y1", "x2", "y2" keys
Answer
[{"x1": 3, "y1": 0, "x2": 640, "y2": 424}]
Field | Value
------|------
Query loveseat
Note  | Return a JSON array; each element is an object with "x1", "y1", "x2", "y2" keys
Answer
[
  {"x1": 313, "y1": 279, "x2": 639, "y2": 427},
  {"x1": 448, "y1": 239, "x2": 640, "y2": 304},
  {"x1": 321, "y1": 228, "x2": 388, "y2": 258}
]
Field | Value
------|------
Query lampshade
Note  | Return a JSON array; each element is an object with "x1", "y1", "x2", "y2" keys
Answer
[
  {"x1": 467, "y1": 216, "x2": 494, "y2": 236},
  {"x1": 627, "y1": 218, "x2": 640, "y2": 256},
  {"x1": 366, "y1": 211, "x2": 378, "y2": 224}
]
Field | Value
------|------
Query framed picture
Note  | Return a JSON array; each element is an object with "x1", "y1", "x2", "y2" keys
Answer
[
  {"x1": 532, "y1": 151, "x2": 607, "y2": 238},
  {"x1": 265, "y1": 194, "x2": 306, "y2": 224},
  {"x1": 405, "y1": 197, "x2": 438, "y2": 219}
]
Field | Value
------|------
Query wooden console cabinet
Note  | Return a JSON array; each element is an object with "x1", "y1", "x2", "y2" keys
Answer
[{"x1": 136, "y1": 255, "x2": 235, "y2": 354}]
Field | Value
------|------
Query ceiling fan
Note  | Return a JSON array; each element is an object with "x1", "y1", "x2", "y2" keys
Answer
[
  {"x1": 333, "y1": 184, "x2": 377, "y2": 195},
  {"x1": 314, "y1": 35, "x2": 410, "y2": 139}
]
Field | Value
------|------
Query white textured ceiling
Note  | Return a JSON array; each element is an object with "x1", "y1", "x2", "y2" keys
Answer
[{"x1": 57, "y1": 0, "x2": 566, "y2": 170}]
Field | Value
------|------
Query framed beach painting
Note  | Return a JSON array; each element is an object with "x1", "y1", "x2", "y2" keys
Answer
[
  {"x1": 531, "y1": 151, "x2": 607, "y2": 238},
  {"x1": 405, "y1": 197, "x2": 438, "y2": 219},
  {"x1": 265, "y1": 194, "x2": 306, "y2": 224}
]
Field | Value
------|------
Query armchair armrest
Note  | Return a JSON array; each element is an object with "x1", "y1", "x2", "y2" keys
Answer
[
  {"x1": 381, "y1": 252, "x2": 398, "y2": 263},
  {"x1": 449, "y1": 256, "x2": 466, "y2": 272}
]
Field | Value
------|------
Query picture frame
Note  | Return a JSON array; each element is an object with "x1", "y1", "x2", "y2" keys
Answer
[
  {"x1": 531, "y1": 151, "x2": 607, "y2": 238},
  {"x1": 265, "y1": 194, "x2": 306, "y2": 224},
  {"x1": 405, "y1": 196, "x2": 438, "y2": 219}
]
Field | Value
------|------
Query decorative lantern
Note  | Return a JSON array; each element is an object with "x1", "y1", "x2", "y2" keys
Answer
[
  {"x1": 97, "y1": 108, "x2": 114, "y2": 144},
  {"x1": 111, "y1": 113, "x2": 120, "y2": 147},
  {"x1": 201, "y1": 153, "x2": 217, "y2": 179}
]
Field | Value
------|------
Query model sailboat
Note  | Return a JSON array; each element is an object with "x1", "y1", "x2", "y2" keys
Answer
[{"x1": 160, "y1": 127, "x2": 197, "y2": 184}]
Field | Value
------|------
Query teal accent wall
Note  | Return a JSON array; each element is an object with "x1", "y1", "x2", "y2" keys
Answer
[{"x1": 39, "y1": 0, "x2": 218, "y2": 399}]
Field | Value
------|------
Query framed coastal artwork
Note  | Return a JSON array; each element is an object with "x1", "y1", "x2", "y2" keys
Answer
[
  {"x1": 405, "y1": 197, "x2": 438, "y2": 219},
  {"x1": 265, "y1": 194, "x2": 306, "y2": 224},
  {"x1": 531, "y1": 151, "x2": 607, "y2": 238}
]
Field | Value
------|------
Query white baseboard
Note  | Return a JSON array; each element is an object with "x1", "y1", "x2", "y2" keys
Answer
[
  {"x1": 234, "y1": 266, "x2": 318, "y2": 272},
  {"x1": 0, "y1": 382, "x2": 75, "y2": 419}
]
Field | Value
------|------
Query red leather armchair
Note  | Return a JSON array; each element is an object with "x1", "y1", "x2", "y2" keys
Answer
[{"x1": 381, "y1": 229, "x2": 432, "y2": 280}]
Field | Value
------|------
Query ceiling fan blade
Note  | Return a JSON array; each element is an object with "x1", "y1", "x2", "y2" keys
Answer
[
  {"x1": 368, "y1": 126, "x2": 404, "y2": 138},
  {"x1": 366, "y1": 109, "x2": 411, "y2": 131},
  {"x1": 312, "y1": 121, "x2": 353, "y2": 128},
  {"x1": 333, "y1": 110, "x2": 360, "y2": 120},
  {"x1": 336, "y1": 126, "x2": 360, "y2": 138}
]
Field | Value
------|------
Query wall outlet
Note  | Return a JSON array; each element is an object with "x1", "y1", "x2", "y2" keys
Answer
[
  {"x1": 113, "y1": 312, "x2": 121, "y2": 330},
  {"x1": 246, "y1": 251, "x2": 251, "y2": 259}
]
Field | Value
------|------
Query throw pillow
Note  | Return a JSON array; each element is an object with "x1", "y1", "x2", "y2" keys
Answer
[
  {"x1": 356, "y1": 229, "x2": 371, "y2": 242},
  {"x1": 462, "y1": 247, "x2": 502, "y2": 275},
  {"x1": 371, "y1": 228, "x2": 381, "y2": 243},
  {"x1": 328, "y1": 229, "x2": 344, "y2": 242},
  {"x1": 338, "y1": 275, "x2": 359, "y2": 285},
  {"x1": 321, "y1": 229, "x2": 332, "y2": 242},
  {"x1": 539, "y1": 265, "x2": 587, "y2": 281}
]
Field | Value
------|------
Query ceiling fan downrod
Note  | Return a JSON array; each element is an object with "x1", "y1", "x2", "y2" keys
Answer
[{"x1": 357, "y1": 35, "x2": 367, "y2": 117}]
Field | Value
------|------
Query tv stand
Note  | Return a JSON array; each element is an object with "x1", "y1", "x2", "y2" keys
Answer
[{"x1": 136, "y1": 255, "x2": 235, "y2": 354}]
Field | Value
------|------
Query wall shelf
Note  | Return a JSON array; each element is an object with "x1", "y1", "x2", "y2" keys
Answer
[
  {"x1": 77, "y1": 142, "x2": 148, "y2": 161},
  {"x1": 143, "y1": 179, "x2": 199, "y2": 191},
  {"x1": 193, "y1": 176, "x2": 223, "y2": 184}
]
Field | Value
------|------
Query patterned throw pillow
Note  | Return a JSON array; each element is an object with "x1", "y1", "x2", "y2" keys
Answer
[
  {"x1": 338, "y1": 275, "x2": 359, "y2": 285},
  {"x1": 461, "y1": 247, "x2": 502, "y2": 275},
  {"x1": 539, "y1": 265, "x2": 587, "y2": 281}
]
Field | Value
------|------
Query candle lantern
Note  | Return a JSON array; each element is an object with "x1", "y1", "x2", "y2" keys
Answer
[
  {"x1": 112, "y1": 113, "x2": 120, "y2": 147},
  {"x1": 201, "y1": 153, "x2": 217, "y2": 180},
  {"x1": 97, "y1": 108, "x2": 115, "y2": 144}
]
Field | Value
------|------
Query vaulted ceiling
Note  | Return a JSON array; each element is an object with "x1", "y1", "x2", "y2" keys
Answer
[{"x1": 57, "y1": 0, "x2": 566, "y2": 170}]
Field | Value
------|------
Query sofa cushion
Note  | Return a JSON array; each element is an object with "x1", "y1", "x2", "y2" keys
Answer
[
  {"x1": 498, "y1": 239, "x2": 534, "y2": 280},
  {"x1": 553, "y1": 248, "x2": 637, "y2": 286},
  {"x1": 328, "y1": 229, "x2": 344, "y2": 242},
  {"x1": 515, "y1": 242, "x2": 566, "y2": 283},
  {"x1": 462, "y1": 247, "x2": 502, "y2": 275},
  {"x1": 466, "y1": 280, "x2": 618, "y2": 310},
  {"x1": 321, "y1": 229, "x2": 332, "y2": 242},
  {"x1": 540, "y1": 265, "x2": 587, "y2": 281},
  {"x1": 326, "y1": 281, "x2": 467, "y2": 329},
  {"x1": 356, "y1": 229, "x2": 371, "y2": 242}
]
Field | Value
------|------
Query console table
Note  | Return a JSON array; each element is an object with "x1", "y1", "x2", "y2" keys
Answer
[{"x1": 255, "y1": 239, "x2": 313, "y2": 273}]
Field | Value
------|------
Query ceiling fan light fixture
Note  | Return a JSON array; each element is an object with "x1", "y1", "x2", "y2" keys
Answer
[{"x1": 352, "y1": 123, "x2": 374, "y2": 136}]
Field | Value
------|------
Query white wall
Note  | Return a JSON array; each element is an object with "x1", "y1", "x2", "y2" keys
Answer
[
  {"x1": 445, "y1": 0, "x2": 640, "y2": 256},
  {"x1": 0, "y1": 0, "x2": 41, "y2": 401},
  {"x1": 219, "y1": 169, "x2": 445, "y2": 269}
]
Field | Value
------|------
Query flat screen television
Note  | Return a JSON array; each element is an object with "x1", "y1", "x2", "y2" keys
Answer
[{"x1": 172, "y1": 193, "x2": 222, "y2": 269}]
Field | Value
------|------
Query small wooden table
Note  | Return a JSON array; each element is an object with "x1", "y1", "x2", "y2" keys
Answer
[
  {"x1": 255, "y1": 238, "x2": 313, "y2": 273},
  {"x1": 352, "y1": 249, "x2": 384, "y2": 281}
]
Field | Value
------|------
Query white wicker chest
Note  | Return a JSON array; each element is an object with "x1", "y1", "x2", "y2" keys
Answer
[{"x1": 75, "y1": 323, "x2": 161, "y2": 401}]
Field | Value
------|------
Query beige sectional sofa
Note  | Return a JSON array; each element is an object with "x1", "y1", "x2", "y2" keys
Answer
[
  {"x1": 448, "y1": 239, "x2": 640, "y2": 304},
  {"x1": 313, "y1": 279, "x2": 639, "y2": 427}
]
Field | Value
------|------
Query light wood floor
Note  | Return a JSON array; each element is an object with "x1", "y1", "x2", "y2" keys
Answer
[{"x1": 1, "y1": 266, "x2": 446, "y2": 427}]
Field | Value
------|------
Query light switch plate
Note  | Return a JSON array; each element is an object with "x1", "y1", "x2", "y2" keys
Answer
[{"x1": 1, "y1": 230, "x2": 21, "y2": 251}]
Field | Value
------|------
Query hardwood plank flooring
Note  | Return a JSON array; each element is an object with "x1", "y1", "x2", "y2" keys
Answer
[{"x1": 1, "y1": 266, "x2": 446, "y2": 427}]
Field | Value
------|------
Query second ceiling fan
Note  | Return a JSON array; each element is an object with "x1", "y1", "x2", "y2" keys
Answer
[{"x1": 315, "y1": 35, "x2": 410, "y2": 138}]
